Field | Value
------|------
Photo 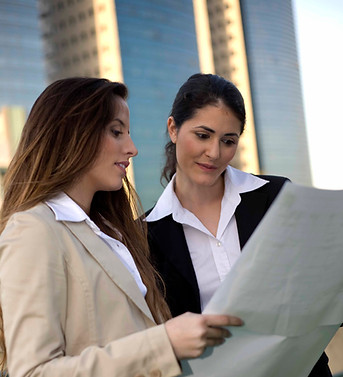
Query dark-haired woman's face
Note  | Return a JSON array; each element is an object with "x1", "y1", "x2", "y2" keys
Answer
[{"x1": 168, "y1": 103, "x2": 241, "y2": 189}]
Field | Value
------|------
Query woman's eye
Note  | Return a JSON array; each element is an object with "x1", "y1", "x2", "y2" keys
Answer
[
  {"x1": 111, "y1": 129, "x2": 122, "y2": 137},
  {"x1": 196, "y1": 133, "x2": 209, "y2": 139},
  {"x1": 222, "y1": 139, "x2": 235, "y2": 145}
]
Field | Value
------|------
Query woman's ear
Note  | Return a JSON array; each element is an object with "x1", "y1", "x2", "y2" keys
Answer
[{"x1": 167, "y1": 116, "x2": 178, "y2": 143}]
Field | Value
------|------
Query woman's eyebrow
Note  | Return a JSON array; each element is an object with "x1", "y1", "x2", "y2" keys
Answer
[
  {"x1": 194, "y1": 125, "x2": 239, "y2": 137},
  {"x1": 112, "y1": 118, "x2": 125, "y2": 127},
  {"x1": 194, "y1": 125, "x2": 215, "y2": 133}
]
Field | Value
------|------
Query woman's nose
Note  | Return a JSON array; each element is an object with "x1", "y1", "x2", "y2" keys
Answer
[
  {"x1": 205, "y1": 140, "x2": 220, "y2": 160},
  {"x1": 126, "y1": 136, "x2": 138, "y2": 157}
]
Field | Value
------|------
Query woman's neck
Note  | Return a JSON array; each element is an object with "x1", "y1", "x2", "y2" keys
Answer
[
  {"x1": 174, "y1": 173, "x2": 225, "y2": 210},
  {"x1": 64, "y1": 184, "x2": 93, "y2": 215},
  {"x1": 174, "y1": 173, "x2": 225, "y2": 236}
]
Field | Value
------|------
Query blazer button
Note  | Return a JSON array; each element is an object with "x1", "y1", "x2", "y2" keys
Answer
[{"x1": 150, "y1": 369, "x2": 162, "y2": 377}]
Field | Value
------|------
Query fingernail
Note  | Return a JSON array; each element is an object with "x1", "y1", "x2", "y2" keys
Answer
[{"x1": 232, "y1": 317, "x2": 243, "y2": 325}]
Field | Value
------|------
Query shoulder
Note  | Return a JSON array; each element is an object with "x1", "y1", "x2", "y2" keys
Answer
[
  {"x1": 0, "y1": 204, "x2": 68, "y2": 288},
  {"x1": 0, "y1": 203, "x2": 67, "y2": 259},
  {"x1": 257, "y1": 174, "x2": 290, "y2": 185},
  {"x1": 145, "y1": 210, "x2": 184, "y2": 251},
  {"x1": 2, "y1": 202, "x2": 59, "y2": 236},
  {"x1": 146, "y1": 212, "x2": 176, "y2": 232},
  {"x1": 7, "y1": 202, "x2": 56, "y2": 221},
  {"x1": 238, "y1": 175, "x2": 290, "y2": 212},
  {"x1": 253, "y1": 175, "x2": 290, "y2": 196}
]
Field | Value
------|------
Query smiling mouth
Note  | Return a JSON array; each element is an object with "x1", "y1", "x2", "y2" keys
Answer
[
  {"x1": 115, "y1": 161, "x2": 129, "y2": 173},
  {"x1": 196, "y1": 162, "x2": 217, "y2": 170}
]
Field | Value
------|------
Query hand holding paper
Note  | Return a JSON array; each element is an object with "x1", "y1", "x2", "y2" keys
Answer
[{"x1": 182, "y1": 182, "x2": 343, "y2": 377}]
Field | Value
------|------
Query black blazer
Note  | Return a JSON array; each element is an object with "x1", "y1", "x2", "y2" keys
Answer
[{"x1": 147, "y1": 175, "x2": 332, "y2": 377}]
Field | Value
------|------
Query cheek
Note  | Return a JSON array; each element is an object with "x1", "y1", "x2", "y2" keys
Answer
[
  {"x1": 101, "y1": 139, "x2": 117, "y2": 160},
  {"x1": 223, "y1": 146, "x2": 238, "y2": 163},
  {"x1": 176, "y1": 137, "x2": 199, "y2": 159}
]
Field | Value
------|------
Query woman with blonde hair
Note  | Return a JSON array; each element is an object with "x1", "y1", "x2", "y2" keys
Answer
[{"x1": 0, "y1": 77, "x2": 242, "y2": 377}]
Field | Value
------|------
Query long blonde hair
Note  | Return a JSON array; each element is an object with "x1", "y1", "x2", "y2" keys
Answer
[{"x1": 0, "y1": 77, "x2": 170, "y2": 372}]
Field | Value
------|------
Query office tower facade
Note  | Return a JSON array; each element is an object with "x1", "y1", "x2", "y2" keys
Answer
[
  {"x1": 114, "y1": 1, "x2": 201, "y2": 208},
  {"x1": 0, "y1": 0, "x2": 46, "y2": 202},
  {"x1": 0, "y1": 0, "x2": 45, "y2": 111},
  {"x1": 0, "y1": 106, "x2": 26, "y2": 203},
  {"x1": 207, "y1": 0, "x2": 311, "y2": 185},
  {"x1": 239, "y1": 0, "x2": 312, "y2": 184},
  {"x1": 38, "y1": 0, "x2": 310, "y2": 207},
  {"x1": 206, "y1": 0, "x2": 259, "y2": 173},
  {"x1": 39, "y1": 0, "x2": 100, "y2": 80},
  {"x1": 39, "y1": 0, "x2": 259, "y2": 208},
  {"x1": 39, "y1": 0, "x2": 203, "y2": 208}
]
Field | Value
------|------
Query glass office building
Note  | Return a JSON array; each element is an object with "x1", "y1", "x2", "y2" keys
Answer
[
  {"x1": 0, "y1": 0, "x2": 45, "y2": 111},
  {"x1": 240, "y1": 0, "x2": 312, "y2": 185},
  {"x1": 38, "y1": 0, "x2": 200, "y2": 209},
  {"x1": 0, "y1": 0, "x2": 45, "y2": 197},
  {"x1": 115, "y1": 0, "x2": 200, "y2": 208},
  {"x1": 40, "y1": 0, "x2": 313, "y2": 204}
]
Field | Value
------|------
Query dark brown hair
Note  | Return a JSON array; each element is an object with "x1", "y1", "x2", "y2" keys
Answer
[{"x1": 0, "y1": 77, "x2": 170, "y2": 373}]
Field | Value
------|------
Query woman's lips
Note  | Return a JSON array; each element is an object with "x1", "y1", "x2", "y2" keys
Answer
[
  {"x1": 115, "y1": 161, "x2": 129, "y2": 173},
  {"x1": 196, "y1": 162, "x2": 217, "y2": 171}
]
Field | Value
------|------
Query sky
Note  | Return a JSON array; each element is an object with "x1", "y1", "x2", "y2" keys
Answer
[{"x1": 293, "y1": 0, "x2": 343, "y2": 189}]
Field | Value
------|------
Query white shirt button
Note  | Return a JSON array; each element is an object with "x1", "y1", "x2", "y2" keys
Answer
[{"x1": 216, "y1": 241, "x2": 222, "y2": 247}]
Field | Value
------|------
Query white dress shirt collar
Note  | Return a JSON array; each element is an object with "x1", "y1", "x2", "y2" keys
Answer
[
  {"x1": 146, "y1": 166, "x2": 269, "y2": 224},
  {"x1": 46, "y1": 192, "x2": 147, "y2": 297},
  {"x1": 46, "y1": 192, "x2": 88, "y2": 222},
  {"x1": 146, "y1": 166, "x2": 269, "y2": 310}
]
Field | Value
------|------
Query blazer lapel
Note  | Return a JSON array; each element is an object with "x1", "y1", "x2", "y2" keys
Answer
[
  {"x1": 235, "y1": 190, "x2": 269, "y2": 249},
  {"x1": 63, "y1": 221, "x2": 154, "y2": 322},
  {"x1": 151, "y1": 215, "x2": 200, "y2": 297}
]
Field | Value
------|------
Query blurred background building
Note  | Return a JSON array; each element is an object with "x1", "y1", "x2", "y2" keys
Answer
[
  {"x1": 1, "y1": 0, "x2": 311, "y2": 207},
  {"x1": 36, "y1": 0, "x2": 311, "y2": 209},
  {"x1": 0, "y1": 106, "x2": 27, "y2": 178},
  {"x1": 0, "y1": 0, "x2": 45, "y2": 110},
  {"x1": 239, "y1": 0, "x2": 311, "y2": 183},
  {"x1": 0, "y1": 0, "x2": 45, "y2": 201}
]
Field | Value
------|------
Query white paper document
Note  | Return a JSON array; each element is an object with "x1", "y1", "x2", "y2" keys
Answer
[{"x1": 181, "y1": 182, "x2": 343, "y2": 377}]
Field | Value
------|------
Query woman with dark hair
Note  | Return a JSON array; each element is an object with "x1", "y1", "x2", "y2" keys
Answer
[
  {"x1": 146, "y1": 73, "x2": 332, "y2": 376},
  {"x1": 0, "y1": 77, "x2": 243, "y2": 377}
]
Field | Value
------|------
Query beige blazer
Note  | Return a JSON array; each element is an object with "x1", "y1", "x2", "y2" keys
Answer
[{"x1": 0, "y1": 203, "x2": 181, "y2": 377}]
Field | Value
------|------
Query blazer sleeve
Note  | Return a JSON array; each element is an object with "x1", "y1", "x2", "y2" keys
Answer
[{"x1": 0, "y1": 211, "x2": 181, "y2": 377}]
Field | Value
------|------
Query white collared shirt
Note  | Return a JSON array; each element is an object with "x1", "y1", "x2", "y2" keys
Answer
[
  {"x1": 46, "y1": 193, "x2": 147, "y2": 297},
  {"x1": 146, "y1": 166, "x2": 268, "y2": 310}
]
